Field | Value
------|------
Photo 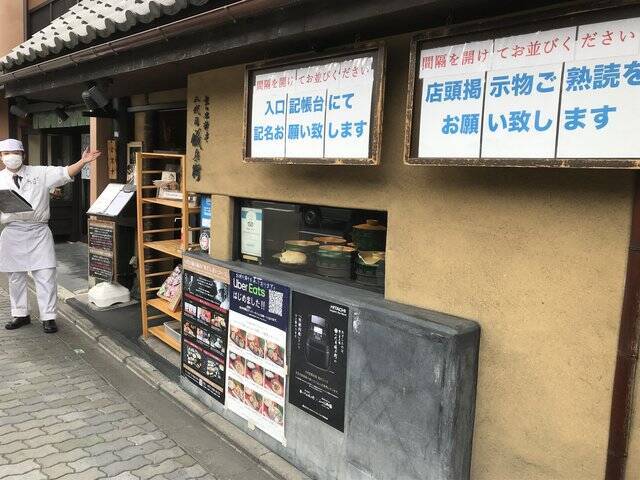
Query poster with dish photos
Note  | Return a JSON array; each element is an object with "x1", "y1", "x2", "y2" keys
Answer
[
  {"x1": 227, "y1": 272, "x2": 290, "y2": 444},
  {"x1": 181, "y1": 257, "x2": 230, "y2": 405}
]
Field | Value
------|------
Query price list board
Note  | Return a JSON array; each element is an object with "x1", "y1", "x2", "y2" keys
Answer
[{"x1": 88, "y1": 219, "x2": 116, "y2": 283}]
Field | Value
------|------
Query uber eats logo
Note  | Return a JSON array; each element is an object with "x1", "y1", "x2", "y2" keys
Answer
[{"x1": 233, "y1": 278, "x2": 266, "y2": 297}]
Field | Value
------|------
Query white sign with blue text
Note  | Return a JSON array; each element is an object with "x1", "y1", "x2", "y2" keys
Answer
[
  {"x1": 417, "y1": 17, "x2": 640, "y2": 159},
  {"x1": 250, "y1": 55, "x2": 375, "y2": 160}
]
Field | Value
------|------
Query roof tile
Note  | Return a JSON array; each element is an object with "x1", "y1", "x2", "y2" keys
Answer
[{"x1": 0, "y1": 0, "x2": 211, "y2": 71}]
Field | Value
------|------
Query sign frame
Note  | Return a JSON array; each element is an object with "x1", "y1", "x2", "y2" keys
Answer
[
  {"x1": 404, "y1": 6, "x2": 640, "y2": 169},
  {"x1": 243, "y1": 42, "x2": 386, "y2": 166}
]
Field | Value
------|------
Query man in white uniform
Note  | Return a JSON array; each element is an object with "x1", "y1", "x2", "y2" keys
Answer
[{"x1": 0, "y1": 138, "x2": 101, "y2": 333}]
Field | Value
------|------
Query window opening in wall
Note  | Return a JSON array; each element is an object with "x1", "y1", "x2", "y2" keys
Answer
[
  {"x1": 28, "y1": 0, "x2": 79, "y2": 37},
  {"x1": 236, "y1": 199, "x2": 387, "y2": 293}
]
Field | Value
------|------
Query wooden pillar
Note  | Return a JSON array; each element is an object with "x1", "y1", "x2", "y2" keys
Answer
[
  {"x1": 209, "y1": 194, "x2": 234, "y2": 261},
  {"x1": 0, "y1": 97, "x2": 9, "y2": 139},
  {"x1": 89, "y1": 117, "x2": 112, "y2": 204}
]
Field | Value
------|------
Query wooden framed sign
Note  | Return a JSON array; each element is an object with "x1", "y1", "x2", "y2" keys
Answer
[
  {"x1": 405, "y1": 13, "x2": 640, "y2": 168},
  {"x1": 243, "y1": 43, "x2": 386, "y2": 165}
]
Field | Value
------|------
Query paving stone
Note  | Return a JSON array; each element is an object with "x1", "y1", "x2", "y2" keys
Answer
[
  {"x1": 38, "y1": 447, "x2": 88, "y2": 468},
  {"x1": 25, "y1": 430, "x2": 74, "y2": 448},
  {"x1": 71, "y1": 422, "x2": 115, "y2": 438},
  {"x1": 109, "y1": 473, "x2": 140, "y2": 480},
  {"x1": 44, "y1": 419, "x2": 88, "y2": 434},
  {"x1": 131, "y1": 461, "x2": 179, "y2": 479},
  {"x1": 0, "y1": 441, "x2": 28, "y2": 455},
  {"x1": 2, "y1": 469, "x2": 47, "y2": 480},
  {"x1": 54, "y1": 435, "x2": 103, "y2": 452},
  {"x1": 68, "y1": 451, "x2": 119, "y2": 472},
  {"x1": 0, "y1": 459, "x2": 39, "y2": 477},
  {"x1": 86, "y1": 410, "x2": 134, "y2": 426},
  {"x1": 116, "y1": 441, "x2": 166, "y2": 461},
  {"x1": 6, "y1": 444, "x2": 58, "y2": 463},
  {"x1": 32, "y1": 406, "x2": 76, "y2": 419},
  {"x1": 58, "y1": 410, "x2": 95, "y2": 422},
  {"x1": 16, "y1": 416, "x2": 60, "y2": 431},
  {"x1": 59, "y1": 466, "x2": 106, "y2": 480},
  {"x1": 100, "y1": 425, "x2": 145, "y2": 442},
  {"x1": 0, "y1": 413, "x2": 33, "y2": 426},
  {"x1": 100, "y1": 403, "x2": 138, "y2": 414},
  {"x1": 102, "y1": 455, "x2": 152, "y2": 477},
  {"x1": 40, "y1": 462, "x2": 74, "y2": 479},
  {"x1": 130, "y1": 431, "x2": 166, "y2": 445},
  {"x1": 85, "y1": 438, "x2": 133, "y2": 456},
  {"x1": 0, "y1": 427, "x2": 45, "y2": 444}
]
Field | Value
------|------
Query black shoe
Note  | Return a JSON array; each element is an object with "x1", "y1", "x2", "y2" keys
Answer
[
  {"x1": 5, "y1": 315, "x2": 31, "y2": 330},
  {"x1": 43, "y1": 320, "x2": 58, "y2": 333}
]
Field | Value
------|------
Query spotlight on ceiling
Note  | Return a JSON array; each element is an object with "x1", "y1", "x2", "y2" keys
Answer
[
  {"x1": 55, "y1": 107, "x2": 69, "y2": 123},
  {"x1": 81, "y1": 85, "x2": 109, "y2": 111}
]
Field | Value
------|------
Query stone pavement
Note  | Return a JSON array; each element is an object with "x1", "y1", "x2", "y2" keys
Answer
[{"x1": 0, "y1": 285, "x2": 280, "y2": 480}]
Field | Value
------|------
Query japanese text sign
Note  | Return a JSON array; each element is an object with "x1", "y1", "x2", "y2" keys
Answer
[
  {"x1": 245, "y1": 46, "x2": 385, "y2": 165},
  {"x1": 407, "y1": 16, "x2": 640, "y2": 167}
]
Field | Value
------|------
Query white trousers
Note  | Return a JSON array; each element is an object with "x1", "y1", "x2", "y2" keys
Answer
[{"x1": 8, "y1": 268, "x2": 57, "y2": 321}]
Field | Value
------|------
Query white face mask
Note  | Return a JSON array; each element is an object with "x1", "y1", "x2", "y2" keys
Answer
[{"x1": 2, "y1": 154, "x2": 23, "y2": 170}]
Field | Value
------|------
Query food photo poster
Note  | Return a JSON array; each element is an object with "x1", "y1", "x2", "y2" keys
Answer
[
  {"x1": 181, "y1": 257, "x2": 230, "y2": 404},
  {"x1": 226, "y1": 272, "x2": 290, "y2": 444}
]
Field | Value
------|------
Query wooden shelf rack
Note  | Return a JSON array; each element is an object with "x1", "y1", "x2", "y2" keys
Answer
[{"x1": 136, "y1": 152, "x2": 189, "y2": 352}]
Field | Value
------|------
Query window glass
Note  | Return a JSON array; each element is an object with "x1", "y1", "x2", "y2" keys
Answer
[
  {"x1": 29, "y1": 6, "x2": 50, "y2": 36},
  {"x1": 237, "y1": 199, "x2": 387, "y2": 293}
]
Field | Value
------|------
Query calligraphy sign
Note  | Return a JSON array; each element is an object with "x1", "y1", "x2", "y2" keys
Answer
[
  {"x1": 243, "y1": 44, "x2": 386, "y2": 165},
  {"x1": 405, "y1": 15, "x2": 640, "y2": 168}
]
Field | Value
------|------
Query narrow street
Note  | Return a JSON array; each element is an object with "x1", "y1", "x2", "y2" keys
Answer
[{"x1": 0, "y1": 285, "x2": 278, "y2": 480}]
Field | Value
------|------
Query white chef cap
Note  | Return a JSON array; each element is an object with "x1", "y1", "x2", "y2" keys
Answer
[{"x1": 0, "y1": 139, "x2": 24, "y2": 152}]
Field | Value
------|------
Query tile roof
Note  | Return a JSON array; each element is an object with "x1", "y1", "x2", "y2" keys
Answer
[{"x1": 0, "y1": 0, "x2": 210, "y2": 71}]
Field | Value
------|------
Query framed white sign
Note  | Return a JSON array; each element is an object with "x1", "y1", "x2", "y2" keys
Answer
[
  {"x1": 406, "y1": 14, "x2": 640, "y2": 168},
  {"x1": 244, "y1": 44, "x2": 386, "y2": 165}
]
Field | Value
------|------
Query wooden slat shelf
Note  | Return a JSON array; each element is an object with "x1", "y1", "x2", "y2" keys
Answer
[
  {"x1": 147, "y1": 298, "x2": 181, "y2": 321},
  {"x1": 137, "y1": 151, "x2": 191, "y2": 353},
  {"x1": 148, "y1": 326, "x2": 181, "y2": 352},
  {"x1": 143, "y1": 239, "x2": 183, "y2": 258},
  {"x1": 142, "y1": 197, "x2": 200, "y2": 212},
  {"x1": 140, "y1": 153, "x2": 184, "y2": 159}
]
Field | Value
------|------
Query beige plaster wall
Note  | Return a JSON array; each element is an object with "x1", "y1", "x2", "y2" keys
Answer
[
  {"x1": 186, "y1": 34, "x2": 635, "y2": 480},
  {"x1": 0, "y1": 2, "x2": 24, "y2": 57}
]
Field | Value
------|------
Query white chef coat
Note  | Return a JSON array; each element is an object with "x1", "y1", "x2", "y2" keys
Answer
[{"x1": 0, "y1": 165, "x2": 72, "y2": 272}]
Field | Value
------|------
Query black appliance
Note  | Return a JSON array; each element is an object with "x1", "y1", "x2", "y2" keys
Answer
[{"x1": 305, "y1": 315, "x2": 332, "y2": 371}]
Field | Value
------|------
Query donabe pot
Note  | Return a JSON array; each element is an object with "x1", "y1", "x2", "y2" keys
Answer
[{"x1": 352, "y1": 219, "x2": 386, "y2": 251}]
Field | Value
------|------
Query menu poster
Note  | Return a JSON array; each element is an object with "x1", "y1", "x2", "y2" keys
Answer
[
  {"x1": 181, "y1": 257, "x2": 230, "y2": 404},
  {"x1": 88, "y1": 252, "x2": 113, "y2": 282},
  {"x1": 289, "y1": 292, "x2": 349, "y2": 432},
  {"x1": 227, "y1": 272, "x2": 290, "y2": 444},
  {"x1": 88, "y1": 219, "x2": 115, "y2": 283},
  {"x1": 88, "y1": 219, "x2": 114, "y2": 251}
]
